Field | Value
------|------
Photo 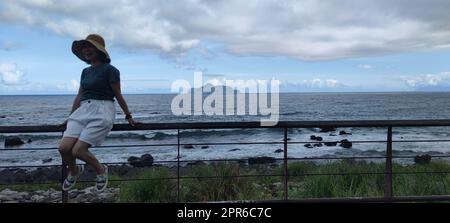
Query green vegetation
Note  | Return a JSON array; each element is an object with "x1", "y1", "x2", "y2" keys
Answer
[
  {"x1": 2, "y1": 161, "x2": 450, "y2": 202},
  {"x1": 116, "y1": 161, "x2": 450, "y2": 202}
]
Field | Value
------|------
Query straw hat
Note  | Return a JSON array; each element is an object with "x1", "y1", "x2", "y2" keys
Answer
[{"x1": 72, "y1": 34, "x2": 111, "y2": 63}]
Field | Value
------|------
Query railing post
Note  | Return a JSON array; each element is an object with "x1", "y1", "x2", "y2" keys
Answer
[
  {"x1": 283, "y1": 128, "x2": 288, "y2": 201},
  {"x1": 177, "y1": 128, "x2": 180, "y2": 203},
  {"x1": 61, "y1": 131, "x2": 68, "y2": 203},
  {"x1": 384, "y1": 126, "x2": 393, "y2": 201},
  {"x1": 61, "y1": 161, "x2": 68, "y2": 203}
]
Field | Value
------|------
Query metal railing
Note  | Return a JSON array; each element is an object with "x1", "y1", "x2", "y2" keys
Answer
[{"x1": 1, "y1": 119, "x2": 450, "y2": 203}]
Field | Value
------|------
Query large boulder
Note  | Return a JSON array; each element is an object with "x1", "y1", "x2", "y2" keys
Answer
[
  {"x1": 140, "y1": 154, "x2": 154, "y2": 167},
  {"x1": 5, "y1": 137, "x2": 25, "y2": 147},
  {"x1": 127, "y1": 154, "x2": 154, "y2": 167},
  {"x1": 339, "y1": 139, "x2": 352, "y2": 149},
  {"x1": 248, "y1": 157, "x2": 276, "y2": 165},
  {"x1": 414, "y1": 155, "x2": 431, "y2": 165},
  {"x1": 127, "y1": 156, "x2": 140, "y2": 166}
]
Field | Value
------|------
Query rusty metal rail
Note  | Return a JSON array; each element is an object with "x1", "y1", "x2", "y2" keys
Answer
[{"x1": 1, "y1": 120, "x2": 450, "y2": 203}]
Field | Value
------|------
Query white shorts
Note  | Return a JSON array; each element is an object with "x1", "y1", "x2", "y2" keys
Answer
[{"x1": 63, "y1": 99, "x2": 116, "y2": 147}]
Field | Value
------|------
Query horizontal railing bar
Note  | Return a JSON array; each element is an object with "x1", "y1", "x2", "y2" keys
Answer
[{"x1": 3, "y1": 119, "x2": 450, "y2": 133}]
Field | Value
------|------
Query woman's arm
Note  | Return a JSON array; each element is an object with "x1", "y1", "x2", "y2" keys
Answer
[{"x1": 111, "y1": 81, "x2": 136, "y2": 126}]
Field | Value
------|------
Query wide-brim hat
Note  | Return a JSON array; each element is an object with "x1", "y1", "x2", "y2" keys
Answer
[{"x1": 72, "y1": 34, "x2": 111, "y2": 63}]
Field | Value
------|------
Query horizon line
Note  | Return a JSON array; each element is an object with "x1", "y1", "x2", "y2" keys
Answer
[{"x1": 1, "y1": 90, "x2": 450, "y2": 96}]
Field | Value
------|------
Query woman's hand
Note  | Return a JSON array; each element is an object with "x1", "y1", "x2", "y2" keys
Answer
[
  {"x1": 127, "y1": 117, "x2": 139, "y2": 126},
  {"x1": 57, "y1": 119, "x2": 68, "y2": 128}
]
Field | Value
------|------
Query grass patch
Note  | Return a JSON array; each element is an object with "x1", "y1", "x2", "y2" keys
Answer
[{"x1": 117, "y1": 167, "x2": 177, "y2": 203}]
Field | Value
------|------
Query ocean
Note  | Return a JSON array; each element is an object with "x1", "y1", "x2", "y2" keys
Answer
[{"x1": 1, "y1": 92, "x2": 450, "y2": 167}]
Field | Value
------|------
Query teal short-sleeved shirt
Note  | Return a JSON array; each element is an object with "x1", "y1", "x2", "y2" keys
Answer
[{"x1": 80, "y1": 63, "x2": 120, "y2": 102}]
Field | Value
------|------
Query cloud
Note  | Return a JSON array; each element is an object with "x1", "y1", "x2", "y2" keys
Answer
[
  {"x1": 358, "y1": 64, "x2": 372, "y2": 69},
  {"x1": 56, "y1": 79, "x2": 79, "y2": 92},
  {"x1": 401, "y1": 72, "x2": 450, "y2": 90},
  {"x1": 2, "y1": 0, "x2": 450, "y2": 61},
  {"x1": 281, "y1": 78, "x2": 345, "y2": 92},
  {"x1": 0, "y1": 63, "x2": 26, "y2": 85},
  {"x1": 1, "y1": 41, "x2": 21, "y2": 51}
]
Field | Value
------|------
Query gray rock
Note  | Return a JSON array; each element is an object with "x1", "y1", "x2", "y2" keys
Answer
[
  {"x1": 42, "y1": 158, "x2": 53, "y2": 163},
  {"x1": 139, "y1": 154, "x2": 154, "y2": 167},
  {"x1": 69, "y1": 190, "x2": 81, "y2": 199},
  {"x1": 228, "y1": 148, "x2": 240, "y2": 152},
  {"x1": 98, "y1": 193, "x2": 115, "y2": 203},
  {"x1": 75, "y1": 193, "x2": 96, "y2": 203},
  {"x1": 30, "y1": 195, "x2": 46, "y2": 203},
  {"x1": 17, "y1": 192, "x2": 29, "y2": 199},
  {"x1": 414, "y1": 154, "x2": 431, "y2": 165},
  {"x1": 310, "y1": 135, "x2": 323, "y2": 141},
  {"x1": 127, "y1": 154, "x2": 153, "y2": 167},
  {"x1": 339, "y1": 139, "x2": 353, "y2": 149},
  {"x1": 304, "y1": 144, "x2": 313, "y2": 149},
  {"x1": 183, "y1": 144, "x2": 195, "y2": 149},
  {"x1": 324, "y1": 141, "x2": 338, "y2": 146},
  {"x1": 274, "y1": 149, "x2": 284, "y2": 153},
  {"x1": 0, "y1": 194, "x2": 14, "y2": 201},
  {"x1": 1, "y1": 189, "x2": 18, "y2": 196},
  {"x1": 339, "y1": 130, "x2": 352, "y2": 135},
  {"x1": 5, "y1": 136, "x2": 25, "y2": 147},
  {"x1": 201, "y1": 145, "x2": 209, "y2": 149}
]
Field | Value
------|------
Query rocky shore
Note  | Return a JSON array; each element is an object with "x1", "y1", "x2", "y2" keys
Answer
[{"x1": 0, "y1": 187, "x2": 118, "y2": 203}]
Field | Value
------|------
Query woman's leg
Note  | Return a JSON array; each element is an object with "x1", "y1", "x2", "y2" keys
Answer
[
  {"x1": 58, "y1": 137, "x2": 79, "y2": 175},
  {"x1": 71, "y1": 140, "x2": 105, "y2": 175}
]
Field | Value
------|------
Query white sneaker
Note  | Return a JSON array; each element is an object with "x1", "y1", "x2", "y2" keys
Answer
[
  {"x1": 62, "y1": 165, "x2": 84, "y2": 191},
  {"x1": 96, "y1": 164, "x2": 108, "y2": 192}
]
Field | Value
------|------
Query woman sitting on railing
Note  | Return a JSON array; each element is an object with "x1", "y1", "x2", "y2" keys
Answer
[{"x1": 58, "y1": 34, "x2": 137, "y2": 192}]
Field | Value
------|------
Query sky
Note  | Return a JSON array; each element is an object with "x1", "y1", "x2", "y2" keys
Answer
[{"x1": 1, "y1": 0, "x2": 450, "y2": 94}]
